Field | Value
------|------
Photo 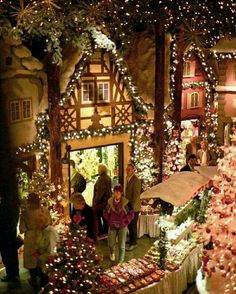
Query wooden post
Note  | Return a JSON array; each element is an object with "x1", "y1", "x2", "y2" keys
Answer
[
  {"x1": 154, "y1": 22, "x2": 166, "y2": 183},
  {"x1": 47, "y1": 62, "x2": 62, "y2": 184},
  {"x1": 172, "y1": 46, "x2": 184, "y2": 127},
  {"x1": 172, "y1": 27, "x2": 187, "y2": 127}
]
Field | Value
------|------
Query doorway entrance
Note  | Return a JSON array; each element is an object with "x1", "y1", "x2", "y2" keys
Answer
[{"x1": 70, "y1": 143, "x2": 123, "y2": 206}]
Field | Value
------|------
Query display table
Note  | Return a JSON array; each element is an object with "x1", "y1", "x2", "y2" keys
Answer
[
  {"x1": 137, "y1": 214, "x2": 159, "y2": 238},
  {"x1": 134, "y1": 245, "x2": 202, "y2": 294}
]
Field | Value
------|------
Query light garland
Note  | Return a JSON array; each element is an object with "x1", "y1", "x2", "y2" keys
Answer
[
  {"x1": 210, "y1": 51, "x2": 236, "y2": 60},
  {"x1": 183, "y1": 44, "x2": 218, "y2": 150},
  {"x1": 62, "y1": 121, "x2": 146, "y2": 141},
  {"x1": 15, "y1": 111, "x2": 50, "y2": 174},
  {"x1": 60, "y1": 27, "x2": 152, "y2": 115}
]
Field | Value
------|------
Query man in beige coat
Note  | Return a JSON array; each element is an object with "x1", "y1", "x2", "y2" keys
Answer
[{"x1": 125, "y1": 163, "x2": 141, "y2": 251}]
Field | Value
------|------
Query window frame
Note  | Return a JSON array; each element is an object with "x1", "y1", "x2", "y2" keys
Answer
[
  {"x1": 9, "y1": 98, "x2": 33, "y2": 123},
  {"x1": 97, "y1": 81, "x2": 110, "y2": 103},
  {"x1": 187, "y1": 92, "x2": 200, "y2": 109},
  {"x1": 22, "y1": 98, "x2": 33, "y2": 120},
  {"x1": 183, "y1": 61, "x2": 191, "y2": 77},
  {"x1": 10, "y1": 100, "x2": 21, "y2": 122},
  {"x1": 82, "y1": 82, "x2": 95, "y2": 104}
]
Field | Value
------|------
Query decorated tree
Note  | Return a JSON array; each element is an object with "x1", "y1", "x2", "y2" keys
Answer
[
  {"x1": 198, "y1": 123, "x2": 236, "y2": 293},
  {"x1": 45, "y1": 227, "x2": 102, "y2": 294},
  {"x1": 130, "y1": 122, "x2": 159, "y2": 191},
  {"x1": 163, "y1": 127, "x2": 184, "y2": 179}
]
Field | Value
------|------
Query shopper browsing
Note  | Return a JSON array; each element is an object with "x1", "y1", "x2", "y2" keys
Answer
[{"x1": 103, "y1": 184, "x2": 134, "y2": 263}]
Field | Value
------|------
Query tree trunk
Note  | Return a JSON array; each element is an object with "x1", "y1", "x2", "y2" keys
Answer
[
  {"x1": 154, "y1": 22, "x2": 166, "y2": 183},
  {"x1": 47, "y1": 62, "x2": 62, "y2": 184}
]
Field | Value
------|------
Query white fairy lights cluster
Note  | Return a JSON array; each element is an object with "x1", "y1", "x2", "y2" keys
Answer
[
  {"x1": 16, "y1": 111, "x2": 50, "y2": 173},
  {"x1": 62, "y1": 121, "x2": 146, "y2": 141},
  {"x1": 183, "y1": 45, "x2": 218, "y2": 149},
  {"x1": 169, "y1": 36, "x2": 178, "y2": 103},
  {"x1": 211, "y1": 51, "x2": 236, "y2": 60},
  {"x1": 130, "y1": 120, "x2": 159, "y2": 190}
]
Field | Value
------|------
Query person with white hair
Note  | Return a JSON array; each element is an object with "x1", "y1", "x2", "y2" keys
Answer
[{"x1": 92, "y1": 163, "x2": 112, "y2": 239}]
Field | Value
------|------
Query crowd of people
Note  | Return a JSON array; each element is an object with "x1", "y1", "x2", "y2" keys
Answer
[{"x1": 0, "y1": 139, "x2": 217, "y2": 290}]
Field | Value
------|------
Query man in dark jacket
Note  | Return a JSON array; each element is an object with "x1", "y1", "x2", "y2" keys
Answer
[
  {"x1": 70, "y1": 160, "x2": 86, "y2": 193},
  {"x1": 71, "y1": 193, "x2": 95, "y2": 241},
  {"x1": 92, "y1": 164, "x2": 112, "y2": 239},
  {"x1": 125, "y1": 163, "x2": 141, "y2": 251},
  {"x1": 180, "y1": 154, "x2": 198, "y2": 172},
  {"x1": 0, "y1": 195, "x2": 20, "y2": 283}
]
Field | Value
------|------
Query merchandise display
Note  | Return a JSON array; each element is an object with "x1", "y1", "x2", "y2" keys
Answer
[
  {"x1": 196, "y1": 139, "x2": 236, "y2": 293},
  {"x1": 98, "y1": 258, "x2": 164, "y2": 293}
]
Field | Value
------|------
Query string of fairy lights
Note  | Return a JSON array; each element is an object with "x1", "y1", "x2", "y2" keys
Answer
[
  {"x1": 60, "y1": 27, "x2": 152, "y2": 115},
  {"x1": 182, "y1": 44, "x2": 218, "y2": 149},
  {"x1": 15, "y1": 31, "x2": 226, "y2": 177},
  {"x1": 16, "y1": 112, "x2": 50, "y2": 174}
]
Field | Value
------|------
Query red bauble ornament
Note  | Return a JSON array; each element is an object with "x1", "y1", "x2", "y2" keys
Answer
[
  {"x1": 231, "y1": 248, "x2": 236, "y2": 255},
  {"x1": 206, "y1": 227, "x2": 211, "y2": 234}
]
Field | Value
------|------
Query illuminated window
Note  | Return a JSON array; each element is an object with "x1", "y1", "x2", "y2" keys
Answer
[
  {"x1": 82, "y1": 82, "x2": 94, "y2": 103},
  {"x1": 183, "y1": 61, "x2": 191, "y2": 76},
  {"x1": 97, "y1": 82, "x2": 109, "y2": 102},
  {"x1": 188, "y1": 92, "x2": 199, "y2": 108}
]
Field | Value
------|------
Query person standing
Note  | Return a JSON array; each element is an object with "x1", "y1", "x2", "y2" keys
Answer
[
  {"x1": 70, "y1": 160, "x2": 86, "y2": 194},
  {"x1": 125, "y1": 163, "x2": 141, "y2": 251},
  {"x1": 71, "y1": 193, "x2": 95, "y2": 242},
  {"x1": 180, "y1": 154, "x2": 199, "y2": 172},
  {"x1": 185, "y1": 136, "x2": 200, "y2": 163},
  {"x1": 0, "y1": 197, "x2": 19, "y2": 283},
  {"x1": 197, "y1": 140, "x2": 217, "y2": 166},
  {"x1": 19, "y1": 193, "x2": 52, "y2": 290},
  {"x1": 103, "y1": 184, "x2": 134, "y2": 263},
  {"x1": 92, "y1": 164, "x2": 112, "y2": 239}
]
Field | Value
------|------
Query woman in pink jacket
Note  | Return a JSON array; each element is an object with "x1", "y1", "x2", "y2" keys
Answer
[{"x1": 103, "y1": 184, "x2": 134, "y2": 263}]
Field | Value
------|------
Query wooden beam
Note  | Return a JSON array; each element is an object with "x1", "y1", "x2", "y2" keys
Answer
[{"x1": 154, "y1": 22, "x2": 166, "y2": 183}]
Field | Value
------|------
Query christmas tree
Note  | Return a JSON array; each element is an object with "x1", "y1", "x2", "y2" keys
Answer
[
  {"x1": 27, "y1": 171, "x2": 67, "y2": 224},
  {"x1": 199, "y1": 120, "x2": 236, "y2": 293},
  {"x1": 131, "y1": 123, "x2": 159, "y2": 191},
  {"x1": 44, "y1": 227, "x2": 102, "y2": 294},
  {"x1": 163, "y1": 127, "x2": 184, "y2": 179}
]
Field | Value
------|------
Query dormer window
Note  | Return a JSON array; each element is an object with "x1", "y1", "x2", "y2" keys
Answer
[
  {"x1": 183, "y1": 61, "x2": 195, "y2": 77},
  {"x1": 183, "y1": 61, "x2": 191, "y2": 76}
]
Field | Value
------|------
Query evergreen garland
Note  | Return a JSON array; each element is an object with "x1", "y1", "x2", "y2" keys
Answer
[
  {"x1": 197, "y1": 188, "x2": 212, "y2": 224},
  {"x1": 174, "y1": 199, "x2": 201, "y2": 226},
  {"x1": 158, "y1": 227, "x2": 168, "y2": 270}
]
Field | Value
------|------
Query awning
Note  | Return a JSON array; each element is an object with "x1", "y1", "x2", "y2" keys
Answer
[{"x1": 140, "y1": 171, "x2": 213, "y2": 206}]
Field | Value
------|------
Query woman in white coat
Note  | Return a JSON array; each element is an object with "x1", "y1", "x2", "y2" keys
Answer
[{"x1": 19, "y1": 193, "x2": 52, "y2": 289}]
